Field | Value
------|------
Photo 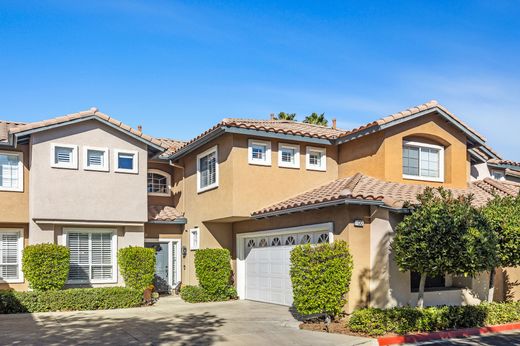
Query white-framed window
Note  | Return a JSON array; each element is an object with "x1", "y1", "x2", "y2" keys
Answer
[
  {"x1": 83, "y1": 146, "x2": 109, "y2": 172},
  {"x1": 63, "y1": 228, "x2": 117, "y2": 284},
  {"x1": 278, "y1": 143, "x2": 300, "y2": 169},
  {"x1": 306, "y1": 146, "x2": 326, "y2": 171},
  {"x1": 114, "y1": 149, "x2": 138, "y2": 174},
  {"x1": 190, "y1": 228, "x2": 200, "y2": 250},
  {"x1": 402, "y1": 141, "x2": 444, "y2": 182},
  {"x1": 491, "y1": 169, "x2": 505, "y2": 181},
  {"x1": 0, "y1": 229, "x2": 24, "y2": 283},
  {"x1": 50, "y1": 144, "x2": 78, "y2": 169},
  {"x1": 0, "y1": 151, "x2": 23, "y2": 192},
  {"x1": 197, "y1": 146, "x2": 218, "y2": 193},
  {"x1": 148, "y1": 169, "x2": 171, "y2": 196},
  {"x1": 248, "y1": 139, "x2": 271, "y2": 166}
]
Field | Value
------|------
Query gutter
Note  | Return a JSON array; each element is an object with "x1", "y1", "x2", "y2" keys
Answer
[
  {"x1": 488, "y1": 163, "x2": 520, "y2": 171},
  {"x1": 147, "y1": 218, "x2": 188, "y2": 225}
]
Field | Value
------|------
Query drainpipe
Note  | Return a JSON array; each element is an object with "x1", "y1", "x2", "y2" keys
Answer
[{"x1": 168, "y1": 160, "x2": 185, "y2": 215}]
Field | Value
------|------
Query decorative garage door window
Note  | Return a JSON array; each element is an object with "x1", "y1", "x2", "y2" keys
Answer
[{"x1": 245, "y1": 230, "x2": 330, "y2": 255}]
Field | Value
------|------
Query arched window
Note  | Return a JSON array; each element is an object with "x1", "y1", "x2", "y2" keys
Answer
[{"x1": 147, "y1": 169, "x2": 171, "y2": 196}]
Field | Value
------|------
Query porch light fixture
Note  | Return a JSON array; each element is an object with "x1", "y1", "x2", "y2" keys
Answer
[
  {"x1": 182, "y1": 246, "x2": 187, "y2": 258},
  {"x1": 354, "y1": 219, "x2": 364, "y2": 228}
]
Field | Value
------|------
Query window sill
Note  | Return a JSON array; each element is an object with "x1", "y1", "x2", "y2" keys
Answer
[
  {"x1": 0, "y1": 187, "x2": 23, "y2": 192},
  {"x1": 279, "y1": 163, "x2": 300, "y2": 169},
  {"x1": 0, "y1": 278, "x2": 24, "y2": 284},
  {"x1": 197, "y1": 184, "x2": 219, "y2": 194},
  {"x1": 51, "y1": 165, "x2": 78, "y2": 170},
  {"x1": 248, "y1": 161, "x2": 271, "y2": 167},
  {"x1": 307, "y1": 166, "x2": 326, "y2": 172},
  {"x1": 67, "y1": 279, "x2": 117, "y2": 285},
  {"x1": 403, "y1": 175, "x2": 444, "y2": 183},
  {"x1": 148, "y1": 192, "x2": 171, "y2": 197},
  {"x1": 84, "y1": 167, "x2": 109, "y2": 172},
  {"x1": 114, "y1": 168, "x2": 138, "y2": 174}
]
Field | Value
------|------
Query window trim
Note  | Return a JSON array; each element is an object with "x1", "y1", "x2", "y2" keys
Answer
[
  {"x1": 306, "y1": 146, "x2": 327, "y2": 171},
  {"x1": 147, "y1": 169, "x2": 172, "y2": 197},
  {"x1": 491, "y1": 169, "x2": 506, "y2": 181},
  {"x1": 190, "y1": 228, "x2": 200, "y2": 250},
  {"x1": 0, "y1": 150, "x2": 23, "y2": 192},
  {"x1": 0, "y1": 228, "x2": 24, "y2": 283},
  {"x1": 50, "y1": 143, "x2": 78, "y2": 170},
  {"x1": 196, "y1": 145, "x2": 219, "y2": 193},
  {"x1": 278, "y1": 143, "x2": 300, "y2": 169},
  {"x1": 402, "y1": 141, "x2": 445, "y2": 183},
  {"x1": 83, "y1": 146, "x2": 109, "y2": 172},
  {"x1": 248, "y1": 139, "x2": 272, "y2": 166},
  {"x1": 113, "y1": 149, "x2": 139, "y2": 174},
  {"x1": 62, "y1": 228, "x2": 118, "y2": 285}
]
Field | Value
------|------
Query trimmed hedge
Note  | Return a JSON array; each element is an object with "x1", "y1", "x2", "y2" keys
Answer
[
  {"x1": 290, "y1": 240, "x2": 353, "y2": 317},
  {"x1": 118, "y1": 246, "x2": 156, "y2": 291},
  {"x1": 180, "y1": 285, "x2": 237, "y2": 303},
  {"x1": 22, "y1": 243, "x2": 70, "y2": 291},
  {"x1": 0, "y1": 287, "x2": 143, "y2": 314},
  {"x1": 348, "y1": 303, "x2": 520, "y2": 337},
  {"x1": 194, "y1": 248, "x2": 233, "y2": 296}
]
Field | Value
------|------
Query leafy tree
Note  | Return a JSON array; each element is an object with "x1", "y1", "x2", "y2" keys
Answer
[
  {"x1": 303, "y1": 112, "x2": 328, "y2": 126},
  {"x1": 275, "y1": 112, "x2": 297, "y2": 120},
  {"x1": 391, "y1": 188, "x2": 497, "y2": 308},
  {"x1": 482, "y1": 195, "x2": 520, "y2": 302}
]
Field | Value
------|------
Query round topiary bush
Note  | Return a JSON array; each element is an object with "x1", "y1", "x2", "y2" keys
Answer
[
  {"x1": 22, "y1": 243, "x2": 70, "y2": 291},
  {"x1": 118, "y1": 246, "x2": 156, "y2": 291}
]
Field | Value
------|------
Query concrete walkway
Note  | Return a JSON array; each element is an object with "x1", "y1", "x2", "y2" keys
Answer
[{"x1": 0, "y1": 297, "x2": 375, "y2": 346}]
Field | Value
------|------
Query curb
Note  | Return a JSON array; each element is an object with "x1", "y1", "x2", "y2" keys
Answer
[{"x1": 377, "y1": 322, "x2": 520, "y2": 345}]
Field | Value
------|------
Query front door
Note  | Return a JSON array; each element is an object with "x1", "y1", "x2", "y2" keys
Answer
[{"x1": 145, "y1": 242, "x2": 170, "y2": 293}]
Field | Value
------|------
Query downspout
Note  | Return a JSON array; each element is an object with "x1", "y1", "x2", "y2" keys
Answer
[{"x1": 169, "y1": 160, "x2": 185, "y2": 215}]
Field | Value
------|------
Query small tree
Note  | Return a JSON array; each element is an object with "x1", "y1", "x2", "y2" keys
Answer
[
  {"x1": 303, "y1": 112, "x2": 328, "y2": 126},
  {"x1": 118, "y1": 247, "x2": 156, "y2": 291},
  {"x1": 482, "y1": 195, "x2": 520, "y2": 302},
  {"x1": 22, "y1": 243, "x2": 70, "y2": 291},
  {"x1": 275, "y1": 112, "x2": 297, "y2": 120},
  {"x1": 391, "y1": 188, "x2": 497, "y2": 308}
]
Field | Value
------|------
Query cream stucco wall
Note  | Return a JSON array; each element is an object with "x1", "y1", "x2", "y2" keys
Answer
[{"x1": 0, "y1": 145, "x2": 30, "y2": 223}]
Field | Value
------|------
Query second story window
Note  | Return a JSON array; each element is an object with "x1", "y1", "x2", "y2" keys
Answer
[
  {"x1": 0, "y1": 151, "x2": 23, "y2": 192},
  {"x1": 278, "y1": 143, "x2": 300, "y2": 169},
  {"x1": 306, "y1": 147, "x2": 326, "y2": 171},
  {"x1": 51, "y1": 144, "x2": 78, "y2": 169},
  {"x1": 148, "y1": 169, "x2": 171, "y2": 196},
  {"x1": 248, "y1": 139, "x2": 271, "y2": 166},
  {"x1": 197, "y1": 146, "x2": 218, "y2": 193},
  {"x1": 83, "y1": 147, "x2": 109, "y2": 172},
  {"x1": 491, "y1": 170, "x2": 505, "y2": 181},
  {"x1": 402, "y1": 141, "x2": 444, "y2": 182},
  {"x1": 114, "y1": 149, "x2": 138, "y2": 174}
]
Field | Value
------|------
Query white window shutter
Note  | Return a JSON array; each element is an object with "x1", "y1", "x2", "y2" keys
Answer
[
  {"x1": 55, "y1": 147, "x2": 73, "y2": 164},
  {"x1": 90, "y1": 233, "x2": 112, "y2": 280},
  {"x1": 87, "y1": 150, "x2": 104, "y2": 167},
  {"x1": 67, "y1": 233, "x2": 90, "y2": 281},
  {"x1": 0, "y1": 233, "x2": 19, "y2": 280}
]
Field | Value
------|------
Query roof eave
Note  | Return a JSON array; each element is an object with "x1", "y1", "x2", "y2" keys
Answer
[{"x1": 147, "y1": 217, "x2": 188, "y2": 225}]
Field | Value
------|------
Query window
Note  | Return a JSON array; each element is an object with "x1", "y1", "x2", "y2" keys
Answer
[
  {"x1": 197, "y1": 146, "x2": 218, "y2": 193},
  {"x1": 83, "y1": 147, "x2": 109, "y2": 172},
  {"x1": 278, "y1": 143, "x2": 300, "y2": 168},
  {"x1": 491, "y1": 170, "x2": 505, "y2": 181},
  {"x1": 248, "y1": 139, "x2": 271, "y2": 166},
  {"x1": 411, "y1": 272, "x2": 447, "y2": 292},
  {"x1": 306, "y1": 147, "x2": 326, "y2": 171},
  {"x1": 190, "y1": 228, "x2": 200, "y2": 250},
  {"x1": 147, "y1": 169, "x2": 171, "y2": 196},
  {"x1": 63, "y1": 229, "x2": 116, "y2": 284},
  {"x1": 0, "y1": 151, "x2": 23, "y2": 192},
  {"x1": 0, "y1": 229, "x2": 23, "y2": 283},
  {"x1": 114, "y1": 149, "x2": 138, "y2": 174},
  {"x1": 402, "y1": 141, "x2": 444, "y2": 182},
  {"x1": 51, "y1": 144, "x2": 78, "y2": 169}
]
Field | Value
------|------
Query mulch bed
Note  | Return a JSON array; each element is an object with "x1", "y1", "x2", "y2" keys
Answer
[{"x1": 299, "y1": 320, "x2": 372, "y2": 338}]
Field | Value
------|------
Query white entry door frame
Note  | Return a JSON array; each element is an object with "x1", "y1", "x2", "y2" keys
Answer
[{"x1": 144, "y1": 238, "x2": 182, "y2": 289}]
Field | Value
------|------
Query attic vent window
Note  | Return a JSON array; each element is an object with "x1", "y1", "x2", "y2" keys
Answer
[
  {"x1": 84, "y1": 147, "x2": 109, "y2": 172},
  {"x1": 402, "y1": 141, "x2": 444, "y2": 182},
  {"x1": 51, "y1": 144, "x2": 78, "y2": 169}
]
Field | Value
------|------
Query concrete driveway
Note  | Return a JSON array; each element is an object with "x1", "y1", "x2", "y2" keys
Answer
[{"x1": 0, "y1": 297, "x2": 375, "y2": 346}]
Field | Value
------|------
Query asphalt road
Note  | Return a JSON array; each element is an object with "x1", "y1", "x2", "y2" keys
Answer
[{"x1": 414, "y1": 330, "x2": 520, "y2": 345}]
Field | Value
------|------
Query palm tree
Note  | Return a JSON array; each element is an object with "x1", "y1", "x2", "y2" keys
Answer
[
  {"x1": 303, "y1": 112, "x2": 328, "y2": 126},
  {"x1": 275, "y1": 112, "x2": 297, "y2": 121}
]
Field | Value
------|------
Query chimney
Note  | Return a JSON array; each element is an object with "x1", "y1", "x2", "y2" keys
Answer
[
  {"x1": 137, "y1": 125, "x2": 143, "y2": 132},
  {"x1": 332, "y1": 118, "x2": 337, "y2": 129},
  {"x1": 270, "y1": 113, "x2": 275, "y2": 120}
]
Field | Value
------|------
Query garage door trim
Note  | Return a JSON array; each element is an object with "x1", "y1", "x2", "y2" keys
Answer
[{"x1": 236, "y1": 222, "x2": 334, "y2": 300}]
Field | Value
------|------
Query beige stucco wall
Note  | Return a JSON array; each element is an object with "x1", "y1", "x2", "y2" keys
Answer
[
  {"x1": 0, "y1": 145, "x2": 30, "y2": 223},
  {"x1": 339, "y1": 112, "x2": 470, "y2": 188}
]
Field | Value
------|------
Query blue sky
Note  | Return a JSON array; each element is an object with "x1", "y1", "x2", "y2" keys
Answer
[{"x1": 1, "y1": 0, "x2": 519, "y2": 159}]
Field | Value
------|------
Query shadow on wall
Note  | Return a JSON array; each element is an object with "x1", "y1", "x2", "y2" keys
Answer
[
  {"x1": 504, "y1": 269, "x2": 520, "y2": 302},
  {"x1": 0, "y1": 310, "x2": 226, "y2": 346}
]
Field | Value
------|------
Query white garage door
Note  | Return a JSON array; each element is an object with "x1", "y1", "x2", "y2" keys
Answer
[{"x1": 243, "y1": 230, "x2": 331, "y2": 306}]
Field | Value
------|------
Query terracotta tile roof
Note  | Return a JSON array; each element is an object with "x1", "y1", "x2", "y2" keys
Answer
[
  {"x1": 252, "y1": 174, "x2": 520, "y2": 217},
  {"x1": 7, "y1": 108, "x2": 167, "y2": 149},
  {"x1": 0, "y1": 120, "x2": 26, "y2": 142},
  {"x1": 157, "y1": 138, "x2": 187, "y2": 158},
  {"x1": 338, "y1": 100, "x2": 486, "y2": 142},
  {"x1": 148, "y1": 205, "x2": 184, "y2": 222},
  {"x1": 506, "y1": 169, "x2": 520, "y2": 179},
  {"x1": 488, "y1": 159, "x2": 520, "y2": 167}
]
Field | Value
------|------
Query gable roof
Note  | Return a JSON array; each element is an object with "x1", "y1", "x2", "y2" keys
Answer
[
  {"x1": 4, "y1": 108, "x2": 167, "y2": 152},
  {"x1": 252, "y1": 173, "x2": 520, "y2": 218},
  {"x1": 488, "y1": 158, "x2": 520, "y2": 168}
]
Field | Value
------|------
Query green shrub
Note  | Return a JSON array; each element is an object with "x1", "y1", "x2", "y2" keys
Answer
[
  {"x1": 290, "y1": 240, "x2": 353, "y2": 317},
  {"x1": 194, "y1": 248, "x2": 233, "y2": 296},
  {"x1": 180, "y1": 285, "x2": 212, "y2": 303},
  {"x1": 118, "y1": 246, "x2": 156, "y2": 291},
  {"x1": 0, "y1": 287, "x2": 142, "y2": 313},
  {"x1": 22, "y1": 243, "x2": 70, "y2": 291},
  {"x1": 348, "y1": 303, "x2": 520, "y2": 337}
]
